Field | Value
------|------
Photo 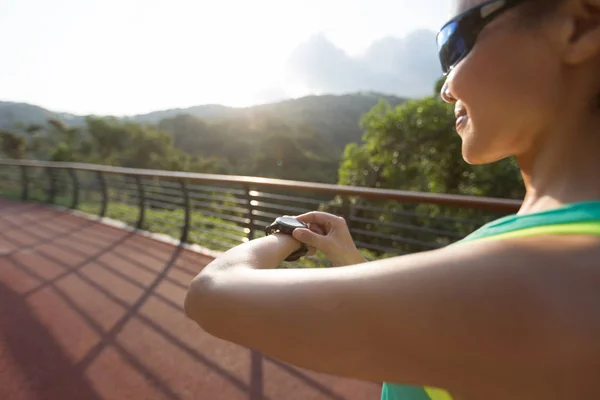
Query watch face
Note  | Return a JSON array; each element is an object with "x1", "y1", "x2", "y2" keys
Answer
[{"x1": 277, "y1": 216, "x2": 306, "y2": 228}]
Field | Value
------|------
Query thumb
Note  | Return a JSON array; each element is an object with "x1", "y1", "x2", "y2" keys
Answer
[{"x1": 292, "y1": 228, "x2": 323, "y2": 248}]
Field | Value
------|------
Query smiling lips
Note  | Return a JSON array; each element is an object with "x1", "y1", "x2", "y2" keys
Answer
[{"x1": 455, "y1": 105, "x2": 468, "y2": 130}]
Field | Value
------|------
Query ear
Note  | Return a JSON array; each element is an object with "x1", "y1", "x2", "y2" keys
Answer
[{"x1": 561, "y1": 0, "x2": 600, "y2": 65}]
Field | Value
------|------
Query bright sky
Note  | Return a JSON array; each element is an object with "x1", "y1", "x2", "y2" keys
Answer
[{"x1": 0, "y1": 0, "x2": 452, "y2": 115}]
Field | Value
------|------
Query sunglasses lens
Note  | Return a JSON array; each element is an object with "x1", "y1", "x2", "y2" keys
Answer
[
  {"x1": 437, "y1": 21, "x2": 466, "y2": 74},
  {"x1": 437, "y1": 21, "x2": 457, "y2": 49}
]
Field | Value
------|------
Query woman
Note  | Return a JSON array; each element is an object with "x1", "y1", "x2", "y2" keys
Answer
[{"x1": 184, "y1": 0, "x2": 600, "y2": 398}]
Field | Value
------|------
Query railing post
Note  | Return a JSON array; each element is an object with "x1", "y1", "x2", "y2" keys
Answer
[
  {"x1": 244, "y1": 185, "x2": 255, "y2": 240},
  {"x1": 340, "y1": 196, "x2": 354, "y2": 223},
  {"x1": 180, "y1": 179, "x2": 191, "y2": 243},
  {"x1": 20, "y1": 165, "x2": 29, "y2": 201},
  {"x1": 97, "y1": 171, "x2": 108, "y2": 218},
  {"x1": 135, "y1": 175, "x2": 146, "y2": 229},
  {"x1": 68, "y1": 169, "x2": 79, "y2": 209},
  {"x1": 46, "y1": 167, "x2": 56, "y2": 204},
  {"x1": 339, "y1": 196, "x2": 356, "y2": 241}
]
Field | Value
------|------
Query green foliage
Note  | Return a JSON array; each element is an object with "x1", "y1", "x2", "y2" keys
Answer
[
  {"x1": 340, "y1": 97, "x2": 455, "y2": 192},
  {"x1": 0, "y1": 94, "x2": 412, "y2": 184},
  {"x1": 2, "y1": 116, "x2": 225, "y2": 174},
  {"x1": 0, "y1": 130, "x2": 27, "y2": 159},
  {"x1": 158, "y1": 111, "x2": 341, "y2": 182},
  {"x1": 339, "y1": 95, "x2": 524, "y2": 198},
  {"x1": 49, "y1": 142, "x2": 76, "y2": 161},
  {"x1": 75, "y1": 199, "x2": 336, "y2": 268},
  {"x1": 247, "y1": 93, "x2": 407, "y2": 153}
]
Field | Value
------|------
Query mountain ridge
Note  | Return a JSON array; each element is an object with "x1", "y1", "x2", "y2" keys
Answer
[
  {"x1": 0, "y1": 92, "x2": 409, "y2": 158},
  {"x1": 0, "y1": 92, "x2": 407, "y2": 129}
]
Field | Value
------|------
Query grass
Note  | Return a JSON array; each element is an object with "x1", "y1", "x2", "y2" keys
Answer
[{"x1": 0, "y1": 185, "x2": 383, "y2": 268}]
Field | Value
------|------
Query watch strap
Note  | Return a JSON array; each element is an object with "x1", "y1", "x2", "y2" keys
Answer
[{"x1": 284, "y1": 243, "x2": 308, "y2": 262}]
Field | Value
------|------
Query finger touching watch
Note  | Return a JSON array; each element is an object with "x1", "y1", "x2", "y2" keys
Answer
[{"x1": 264, "y1": 216, "x2": 309, "y2": 262}]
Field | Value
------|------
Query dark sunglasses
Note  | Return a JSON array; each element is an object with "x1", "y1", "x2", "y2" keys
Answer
[{"x1": 436, "y1": 0, "x2": 531, "y2": 75}]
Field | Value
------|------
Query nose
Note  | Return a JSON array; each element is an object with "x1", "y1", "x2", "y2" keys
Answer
[{"x1": 440, "y1": 82, "x2": 457, "y2": 103}]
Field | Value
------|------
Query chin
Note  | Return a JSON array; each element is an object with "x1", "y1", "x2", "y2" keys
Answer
[
  {"x1": 461, "y1": 141, "x2": 499, "y2": 165},
  {"x1": 462, "y1": 154, "x2": 488, "y2": 165}
]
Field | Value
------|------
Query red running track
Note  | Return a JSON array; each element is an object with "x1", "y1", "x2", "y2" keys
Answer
[{"x1": 0, "y1": 198, "x2": 382, "y2": 400}]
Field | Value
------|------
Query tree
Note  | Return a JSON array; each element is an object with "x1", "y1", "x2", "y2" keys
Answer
[
  {"x1": 339, "y1": 94, "x2": 524, "y2": 198},
  {"x1": 339, "y1": 97, "x2": 461, "y2": 193},
  {"x1": 0, "y1": 130, "x2": 26, "y2": 159},
  {"x1": 49, "y1": 142, "x2": 77, "y2": 162}
]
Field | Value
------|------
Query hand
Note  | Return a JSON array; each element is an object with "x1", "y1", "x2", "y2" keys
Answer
[
  {"x1": 291, "y1": 212, "x2": 366, "y2": 267},
  {"x1": 278, "y1": 216, "x2": 325, "y2": 257},
  {"x1": 291, "y1": 218, "x2": 325, "y2": 257}
]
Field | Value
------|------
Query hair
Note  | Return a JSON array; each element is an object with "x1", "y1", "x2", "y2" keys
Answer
[
  {"x1": 518, "y1": 0, "x2": 563, "y2": 24},
  {"x1": 520, "y1": 0, "x2": 600, "y2": 112}
]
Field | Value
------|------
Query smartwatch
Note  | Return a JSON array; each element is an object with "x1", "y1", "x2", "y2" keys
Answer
[{"x1": 265, "y1": 216, "x2": 309, "y2": 262}]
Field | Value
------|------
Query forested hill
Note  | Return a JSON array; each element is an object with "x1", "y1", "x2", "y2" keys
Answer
[
  {"x1": 0, "y1": 93, "x2": 407, "y2": 183},
  {"x1": 0, "y1": 92, "x2": 407, "y2": 153},
  {"x1": 0, "y1": 102, "x2": 84, "y2": 131}
]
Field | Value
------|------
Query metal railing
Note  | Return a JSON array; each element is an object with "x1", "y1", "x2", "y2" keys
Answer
[{"x1": 0, "y1": 160, "x2": 522, "y2": 266}]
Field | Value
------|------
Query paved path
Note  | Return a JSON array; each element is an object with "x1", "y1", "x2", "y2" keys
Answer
[{"x1": 0, "y1": 198, "x2": 381, "y2": 400}]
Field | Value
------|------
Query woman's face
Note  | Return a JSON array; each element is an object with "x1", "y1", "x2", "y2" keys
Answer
[{"x1": 441, "y1": 0, "x2": 563, "y2": 165}]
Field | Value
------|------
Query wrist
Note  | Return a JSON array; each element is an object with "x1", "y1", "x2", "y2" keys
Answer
[
  {"x1": 329, "y1": 248, "x2": 366, "y2": 267},
  {"x1": 264, "y1": 216, "x2": 310, "y2": 262},
  {"x1": 267, "y1": 233, "x2": 304, "y2": 257}
]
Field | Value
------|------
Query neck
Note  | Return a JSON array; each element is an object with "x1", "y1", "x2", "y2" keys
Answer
[{"x1": 517, "y1": 109, "x2": 600, "y2": 215}]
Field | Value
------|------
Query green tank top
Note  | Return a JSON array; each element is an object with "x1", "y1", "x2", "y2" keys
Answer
[{"x1": 381, "y1": 200, "x2": 600, "y2": 400}]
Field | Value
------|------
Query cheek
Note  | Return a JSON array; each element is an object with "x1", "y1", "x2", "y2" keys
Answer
[{"x1": 450, "y1": 33, "x2": 560, "y2": 159}]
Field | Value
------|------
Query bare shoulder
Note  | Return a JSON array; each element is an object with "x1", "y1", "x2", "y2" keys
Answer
[
  {"x1": 447, "y1": 233, "x2": 600, "y2": 269},
  {"x1": 527, "y1": 234, "x2": 600, "y2": 264},
  {"x1": 432, "y1": 231, "x2": 600, "y2": 266},
  {"x1": 428, "y1": 233, "x2": 600, "y2": 299}
]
